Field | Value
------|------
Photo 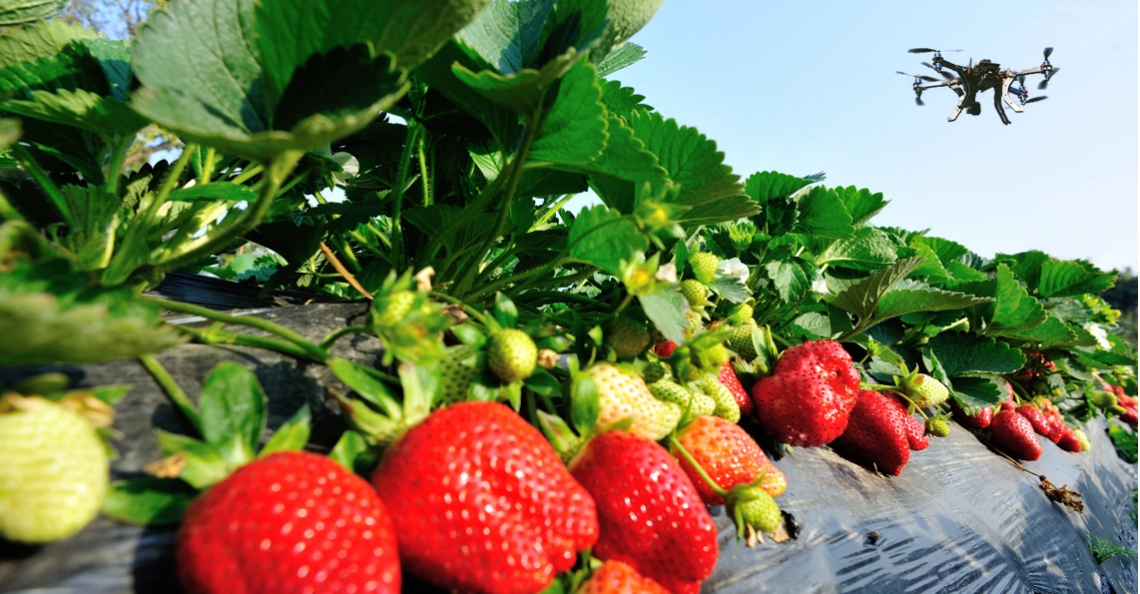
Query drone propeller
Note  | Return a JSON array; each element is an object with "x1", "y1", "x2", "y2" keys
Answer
[
  {"x1": 1038, "y1": 67, "x2": 1059, "y2": 89},
  {"x1": 896, "y1": 71, "x2": 938, "y2": 82},
  {"x1": 922, "y1": 62, "x2": 955, "y2": 79},
  {"x1": 1043, "y1": 47, "x2": 1054, "y2": 60},
  {"x1": 908, "y1": 48, "x2": 962, "y2": 54},
  {"x1": 1024, "y1": 95, "x2": 1048, "y2": 104}
]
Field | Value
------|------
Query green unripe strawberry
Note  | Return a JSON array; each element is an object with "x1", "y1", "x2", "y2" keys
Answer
[
  {"x1": 438, "y1": 345, "x2": 478, "y2": 405},
  {"x1": 697, "y1": 374, "x2": 741, "y2": 424},
  {"x1": 688, "y1": 252, "x2": 720, "y2": 284},
  {"x1": 487, "y1": 329, "x2": 538, "y2": 383},
  {"x1": 1073, "y1": 428, "x2": 1091, "y2": 452},
  {"x1": 605, "y1": 317, "x2": 651, "y2": 360},
  {"x1": 683, "y1": 309, "x2": 704, "y2": 332},
  {"x1": 725, "y1": 302, "x2": 754, "y2": 326},
  {"x1": 728, "y1": 325, "x2": 758, "y2": 361},
  {"x1": 0, "y1": 396, "x2": 109, "y2": 543},
  {"x1": 1089, "y1": 389, "x2": 1118, "y2": 408},
  {"x1": 640, "y1": 361, "x2": 671, "y2": 384},
  {"x1": 731, "y1": 487, "x2": 781, "y2": 534},
  {"x1": 925, "y1": 418, "x2": 951, "y2": 437},
  {"x1": 649, "y1": 379, "x2": 715, "y2": 425},
  {"x1": 897, "y1": 372, "x2": 949, "y2": 408},
  {"x1": 679, "y1": 279, "x2": 711, "y2": 308},
  {"x1": 587, "y1": 363, "x2": 682, "y2": 441},
  {"x1": 373, "y1": 290, "x2": 416, "y2": 327}
]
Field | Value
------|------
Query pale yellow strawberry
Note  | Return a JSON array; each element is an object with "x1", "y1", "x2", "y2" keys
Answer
[{"x1": 587, "y1": 363, "x2": 681, "y2": 441}]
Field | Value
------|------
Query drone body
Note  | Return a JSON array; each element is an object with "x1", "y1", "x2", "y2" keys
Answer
[{"x1": 899, "y1": 48, "x2": 1058, "y2": 125}]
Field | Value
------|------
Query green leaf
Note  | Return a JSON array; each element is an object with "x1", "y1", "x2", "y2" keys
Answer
[
  {"x1": 828, "y1": 256, "x2": 925, "y2": 322},
  {"x1": 168, "y1": 183, "x2": 258, "y2": 203},
  {"x1": 707, "y1": 275, "x2": 750, "y2": 304},
  {"x1": 528, "y1": 59, "x2": 607, "y2": 165},
  {"x1": 794, "y1": 186, "x2": 853, "y2": 239},
  {"x1": 596, "y1": 42, "x2": 647, "y2": 78},
  {"x1": 327, "y1": 358, "x2": 402, "y2": 418},
  {"x1": 259, "y1": 406, "x2": 312, "y2": 457},
  {"x1": 875, "y1": 282, "x2": 992, "y2": 325},
  {"x1": 456, "y1": 0, "x2": 547, "y2": 74},
  {"x1": 599, "y1": 78, "x2": 651, "y2": 117},
  {"x1": 256, "y1": 0, "x2": 488, "y2": 107},
  {"x1": 100, "y1": 478, "x2": 196, "y2": 526},
  {"x1": 925, "y1": 332, "x2": 1026, "y2": 376},
  {"x1": 816, "y1": 227, "x2": 898, "y2": 270},
  {"x1": 271, "y1": 45, "x2": 407, "y2": 133},
  {"x1": 627, "y1": 110, "x2": 754, "y2": 225},
  {"x1": 0, "y1": 20, "x2": 100, "y2": 69},
  {"x1": 742, "y1": 170, "x2": 814, "y2": 205},
  {"x1": 415, "y1": 40, "x2": 519, "y2": 150},
  {"x1": 764, "y1": 258, "x2": 815, "y2": 303},
  {"x1": 329, "y1": 429, "x2": 383, "y2": 477},
  {"x1": 524, "y1": 367, "x2": 561, "y2": 397},
  {"x1": 0, "y1": 0, "x2": 69, "y2": 25},
  {"x1": 154, "y1": 431, "x2": 231, "y2": 489},
  {"x1": 949, "y1": 376, "x2": 1005, "y2": 411},
  {"x1": 197, "y1": 362, "x2": 267, "y2": 468},
  {"x1": 453, "y1": 48, "x2": 578, "y2": 117},
  {"x1": 1036, "y1": 260, "x2": 1117, "y2": 299},
  {"x1": 788, "y1": 312, "x2": 831, "y2": 339},
  {"x1": 639, "y1": 287, "x2": 688, "y2": 344},
  {"x1": 567, "y1": 204, "x2": 646, "y2": 275},
  {"x1": 494, "y1": 292, "x2": 520, "y2": 328},
  {"x1": 834, "y1": 186, "x2": 888, "y2": 227},
  {"x1": 131, "y1": 0, "x2": 409, "y2": 161},
  {"x1": 993, "y1": 250, "x2": 1050, "y2": 291},
  {"x1": 991, "y1": 313, "x2": 1079, "y2": 347},
  {"x1": 570, "y1": 372, "x2": 600, "y2": 436},
  {"x1": 0, "y1": 259, "x2": 184, "y2": 365}
]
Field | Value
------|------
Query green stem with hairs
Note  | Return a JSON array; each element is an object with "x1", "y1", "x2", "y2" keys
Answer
[
  {"x1": 138, "y1": 354, "x2": 202, "y2": 435},
  {"x1": 143, "y1": 295, "x2": 329, "y2": 361}
]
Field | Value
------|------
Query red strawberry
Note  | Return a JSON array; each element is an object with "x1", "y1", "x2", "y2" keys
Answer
[
  {"x1": 672, "y1": 415, "x2": 786, "y2": 505},
  {"x1": 830, "y1": 390, "x2": 912, "y2": 476},
  {"x1": 372, "y1": 402, "x2": 598, "y2": 594},
  {"x1": 717, "y1": 362, "x2": 754, "y2": 417},
  {"x1": 1056, "y1": 426, "x2": 1082, "y2": 453},
  {"x1": 571, "y1": 431, "x2": 718, "y2": 594},
  {"x1": 884, "y1": 392, "x2": 929, "y2": 451},
  {"x1": 177, "y1": 451, "x2": 400, "y2": 594},
  {"x1": 990, "y1": 410, "x2": 1042, "y2": 461},
  {"x1": 577, "y1": 560, "x2": 670, "y2": 594},
  {"x1": 1000, "y1": 381, "x2": 1018, "y2": 412},
  {"x1": 750, "y1": 340, "x2": 861, "y2": 447},
  {"x1": 949, "y1": 398, "x2": 993, "y2": 430},
  {"x1": 1015, "y1": 404, "x2": 1052, "y2": 438},
  {"x1": 1114, "y1": 389, "x2": 1138, "y2": 426},
  {"x1": 655, "y1": 341, "x2": 678, "y2": 357}
]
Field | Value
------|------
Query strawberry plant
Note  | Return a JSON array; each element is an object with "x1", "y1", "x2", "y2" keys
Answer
[{"x1": 0, "y1": 0, "x2": 1136, "y2": 591}]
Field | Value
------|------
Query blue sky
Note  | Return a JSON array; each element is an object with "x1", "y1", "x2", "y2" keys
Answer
[{"x1": 609, "y1": 0, "x2": 1138, "y2": 273}]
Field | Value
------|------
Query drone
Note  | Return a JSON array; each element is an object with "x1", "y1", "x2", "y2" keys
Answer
[{"x1": 898, "y1": 47, "x2": 1059, "y2": 125}]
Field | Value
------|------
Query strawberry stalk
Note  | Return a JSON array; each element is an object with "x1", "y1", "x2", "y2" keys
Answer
[{"x1": 668, "y1": 434, "x2": 771, "y2": 540}]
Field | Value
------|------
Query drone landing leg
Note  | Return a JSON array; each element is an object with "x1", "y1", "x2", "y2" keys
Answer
[
  {"x1": 994, "y1": 92, "x2": 1011, "y2": 125},
  {"x1": 1001, "y1": 79, "x2": 1023, "y2": 113},
  {"x1": 947, "y1": 95, "x2": 965, "y2": 122}
]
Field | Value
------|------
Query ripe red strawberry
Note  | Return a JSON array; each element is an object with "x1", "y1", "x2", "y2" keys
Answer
[
  {"x1": 717, "y1": 362, "x2": 754, "y2": 417},
  {"x1": 655, "y1": 341, "x2": 678, "y2": 357},
  {"x1": 1056, "y1": 425, "x2": 1082, "y2": 452},
  {"x1": 177, "y1": 451, "x2": 400, "y2": 594},
  {"x1": 949, "y1": 398, "x2": 993, "y2": 430},
  {"x1": 372, "y1": 402, "x2": 598, "y2": 594},
  {"x1": 571, "y1": 431, "x2": 718, "y2": 594},
  {"x1": 1015, "y1": 404, "x2": 1052, "y2": 438},
  {"x1": 486, "y1": 328, "x2": 538, "y2": 383},
  {"x1": 882, "y1": 392, "x2": 929, "y2": 450},
  {"x1": 577, "y1": 560, "x2": 670, "y2": 594},
  {"x1": 750, "y1": 340, "x2": 861, "y2": 447},
  {"x1": 989, "y1": 410, "x2": 1042, "y2": 461},
  {"x1": 830, "y1": 390, "x2": 912, "y2": 476},
  {"x1": 672, "y1": 415, "x2": 786, "y2": 505}
]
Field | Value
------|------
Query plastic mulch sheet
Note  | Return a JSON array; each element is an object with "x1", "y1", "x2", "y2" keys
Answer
[{"x1": 1, "y1": 302, "x2": 1136, "y2": 594}]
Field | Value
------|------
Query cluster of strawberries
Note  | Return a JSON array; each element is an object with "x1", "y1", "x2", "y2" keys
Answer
[{"x1": 950, "y1": 380, "x2": 1091, "y2": 462}]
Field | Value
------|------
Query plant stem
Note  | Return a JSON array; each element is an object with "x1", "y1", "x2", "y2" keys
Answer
[
  {"x1": 103, "y1": 144, "x2": 196, "y2": 285},
  {"x1": 390, "y1": 122, "x2": 423, "y2": 271},
  {"x1": 157, "y1": 151, "x2": 302, "y2": 272},
  {"x1": 320, "y1": 325, "x2": 370, "y2": 350},
  {"x1": 320, "y1": 242, "x2": 373, "y2": 300},
  {"x1": 138, "y1": 354, "x2": 202, "y2": 435},
  {"x1": 142, "y1": 295, "x2": 329, "y2": 361},
  {"x1": 667, "y1": 434, "x2": 729, "y2": 498},
  {"x1": 103, "y1": 133, "x2": 134, "y2": 198},
  {"x1": 12, "y1": 144, "x2": 72, "y2": 228},
  {"x1": 418, "y1": 133, "x2": 431, "y2": 206},
  {"x1": 175, "y1": 325, "x2": 316, "y2": 361}
]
